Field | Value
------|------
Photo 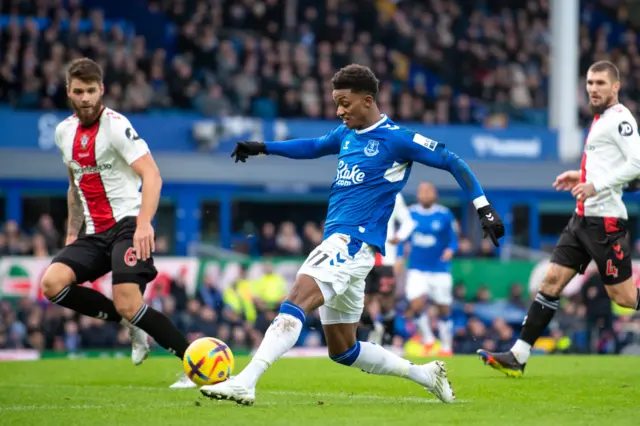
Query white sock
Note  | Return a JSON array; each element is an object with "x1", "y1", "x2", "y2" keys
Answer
[
  {"x1": 437, "y1": 318, "x2": 453, "y2": 352},
  {"x1": 416, "y1": 313, "x2": 435, "y2": 344},
  {"x1": 235, "y1": 313, "x2": 302, "y2": 388},
  {"x1": 350, "y1": 342, "x2": 433, "y2": 387},
  {"x1": 511, "y1": 339, "x2": 532, "y2": 364}
]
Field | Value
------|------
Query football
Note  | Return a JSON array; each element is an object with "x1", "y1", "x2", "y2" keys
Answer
[{"x1": 183, "y1": 337, "x2": 235, "y2": 387}]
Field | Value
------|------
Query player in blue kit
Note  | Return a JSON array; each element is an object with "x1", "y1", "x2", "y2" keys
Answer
[
  {"x1": 200, "y1": 64, "x2": 504, "y2": 405},
  {"x1": 404, "y1": 182, "x2": 458, "y2": 356}
]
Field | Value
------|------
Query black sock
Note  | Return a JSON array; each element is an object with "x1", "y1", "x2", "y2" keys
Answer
[
  {"x1": 519, "y1": 292, "x2": 560, "y2": 345},
  {"x1": 130, "y1": 304, "x2": 189, "y2": 359},
  {"x1": 49, "y1": 285, "x2": 122, "y2": 322},
  {"x1": 635, "y1": 288, "x2": 640, "y2": 310}
]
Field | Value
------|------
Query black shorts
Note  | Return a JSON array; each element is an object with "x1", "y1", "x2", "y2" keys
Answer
[
  {"x1": 550, "y1": 214, "x2": 631, "y2": 285},
  {"x1": 364, "y1": 265, "x2": 396, "y2": 295},
  {"x1": 52, "y1": 216, "x2": 158, "y2": 287}
]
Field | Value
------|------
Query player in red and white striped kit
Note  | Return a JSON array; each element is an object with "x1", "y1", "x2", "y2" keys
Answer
[
  {"x1": 479, "y1": 61, "x2": 640, "y2": 377},
  {"x1": 39, "y1": 58, "x2": 193, "y2": 388}
]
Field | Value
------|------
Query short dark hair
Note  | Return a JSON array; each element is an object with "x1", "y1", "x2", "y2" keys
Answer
[
  {"x1": 66, "y1": 58, "x2": 103, "y2": 85},
  {"x1": 588, "y1": 60, "x2": 620, "y2": 82},
  {"x1": 331, "y1": 64, "x2": 379, "y2": 97}
]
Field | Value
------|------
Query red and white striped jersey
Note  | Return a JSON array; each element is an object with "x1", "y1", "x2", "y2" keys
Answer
[
  {"x1": 579, "y1": 103, "x2": 640, "y2": 219},
  {"x1": 55, "y1": 107, "x2": 150, "y2": 234},
  {"x1": 374, "y1": 193, "x2": 416, "y2": 266}
]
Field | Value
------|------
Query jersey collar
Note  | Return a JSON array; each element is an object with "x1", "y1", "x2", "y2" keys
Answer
[{"x1": 355, "y1": 114, "x2": 388, "y2": 134}]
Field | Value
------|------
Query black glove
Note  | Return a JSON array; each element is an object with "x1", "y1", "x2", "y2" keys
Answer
[
  {"x1": 231, "y1": 141, "x2": 267, "y2": 163},
  {"x1": 477, "y1": 205, "x2": 504, "y2": 247}
]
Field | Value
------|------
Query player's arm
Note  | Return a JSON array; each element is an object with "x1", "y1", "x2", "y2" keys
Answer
[
  {"x1": 398, "y1": 133, "x2": 504, "y2": 246},
  {"x1": 110, "y1": 119, "x2": 159, "y2": 260},
  {"x1": 591, "y1": 118, "x2": 640, "y2": 192},
  {"x1": 230, "y1": 127, "x2": 344, "y2": 162},
  {"x1": 65, "y1": 167, "x2": 84, "y2": 245},
  {"x1": 130, "y1": 154, "x2": 162, "y2": 225}
]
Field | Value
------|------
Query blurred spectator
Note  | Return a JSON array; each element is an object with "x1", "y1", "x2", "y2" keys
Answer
[
  {"x1": 251, "y1": 261, "x2": 287, "y2": 332},
  {"x1": 199, "y1": 275, "x2": 224, "y2": 316},
  {"x1": 222, "y1": 265, "x2": 257, "y2": 327},
  {"x1": 258, "y1": 222, "x2": 278, "y2": 256},
  {"x1": 302, "y1": 221, "x2": 323, "y2": 255},
  {"x1": 276, "y1": 221, "x2": 302, "y2": 256}
]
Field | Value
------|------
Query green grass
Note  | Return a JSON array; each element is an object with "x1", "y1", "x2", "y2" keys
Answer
[{"x1": 1, "y1": 355, "x2": 639, "y2": 425}]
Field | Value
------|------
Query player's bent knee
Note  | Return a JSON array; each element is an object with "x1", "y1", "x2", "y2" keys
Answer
[
  {"x1": 112, "y1": 283, "x2": 144, "y2": 320},
  {"x1": 539, "y1": 263, "x2": 575, "y2": 296},
  {"x1": 329, "y1": 341, "x2": 361, "y2": 366},
  {"x1": 40, "y1": 263, "x2": 76, "y2": 300}
]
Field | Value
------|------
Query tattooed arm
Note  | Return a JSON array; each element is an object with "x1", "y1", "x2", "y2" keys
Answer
[{"x1": 66, "y1": 167, "x2": 84, "y2": 245}]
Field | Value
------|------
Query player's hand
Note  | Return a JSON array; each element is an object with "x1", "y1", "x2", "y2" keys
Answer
[
  {"x1": 65, "y1": 235, "x2": 77, "y2": 246},
  {"x1": 134, "y1": 219, "x2": 155, "y2": 261},
  {"x1": 571, "y1": 182, "x2": 597, "y2": 200},
  {"x1": 553, "y1": 170, "x2": 581, "y2": 191},
  {"x1": 441, "y1": 248, "x2": 455, "y2": 261},
  {"x1": 231, "y1": 141, "x2": 267, "y2": 163},
  {"x1": 477, "y1": 205, "x2": 504, "y2": 247}
]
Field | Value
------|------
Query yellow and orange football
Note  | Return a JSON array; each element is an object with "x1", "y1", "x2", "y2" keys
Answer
[{"x1": 183, "y1": 337, "x2": 235, "y2": 386}]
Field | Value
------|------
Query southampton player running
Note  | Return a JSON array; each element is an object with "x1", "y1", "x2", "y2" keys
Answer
[
  {"x1": 363, "y1": 192, "x2": 416, "y2": 345},
  {"x1": 478, "y1": 60, "x2": 640, "y2": 376},
  {"x1": 40, "y1": 58, "x2": 192, "y2": 388},
  {"x1": 404, "y1": 182, "x2": 458, "y2": 356},
  {"x1": 201, "y1": 64, "x2": 504, "y2": 405}
]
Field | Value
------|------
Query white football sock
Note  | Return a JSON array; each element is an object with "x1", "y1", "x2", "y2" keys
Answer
[
  {"x1": 416, "y1": 313, "x2": 435, "y2": 344},
  {"x1": 352, "y1": 341, "x2": 410, "y2": 376},
  {"x1": 235, "y1": 313, "x2": 302, "y2": 388},
  {"x1": 351, "y1": 342, "x2": 433, "y2": 387},
  {"x1": 511, "y1": 339, "x2": 532, "y2": 364},
  {"x1": 437, "y1": 318, "x2": 453, "y2": 352}
]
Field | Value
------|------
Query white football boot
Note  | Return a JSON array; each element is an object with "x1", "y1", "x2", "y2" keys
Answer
[
  {"x1": 124, "y1": 321, "x2": 150, "y2": 366},
  {"x1": 200, "y1": 377, "x2": 255, "y2": 406},
  {"x1": 421, "y1": 360, "x2": 455, "y2": 403},
  {"x1": 169, "y1": 373, "x2": 198, "y2": 389}
]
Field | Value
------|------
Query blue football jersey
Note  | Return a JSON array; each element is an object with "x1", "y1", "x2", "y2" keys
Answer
[
  {"x1": 264, "y1": 114, "x2": 485, "y2": 255},
  {"x1": 407, "y1": 204, "x2": 459, "y2": 273}
]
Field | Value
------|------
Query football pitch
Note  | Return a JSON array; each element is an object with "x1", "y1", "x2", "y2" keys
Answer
[{"x1": 1, "y1": 355, "x2": 638, "y2": 426}]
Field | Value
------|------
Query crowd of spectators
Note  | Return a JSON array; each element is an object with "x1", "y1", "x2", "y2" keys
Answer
[
  {"x1": 3, "y1": 268, "x2": 640, "y2": 356},
  {"x1": 2, "y1": 0, "x2": 639, "y2": 127}
]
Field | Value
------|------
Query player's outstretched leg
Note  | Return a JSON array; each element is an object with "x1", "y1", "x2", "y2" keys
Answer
[
  {"x1": 324, "y1": 321, "x2": 454, "y2": 403},
  {"x1": 200, "y1": 274, "x2": 323, "y2": 405},
  {"x1": 478, "y1": 263, "x2": 575, "y2": 377},
  {"x1": 41, "y1": 263, "x2": 149, "y2": 365},
  {"x1": 112, "y1": 283, "x2": 191, "y2": 381}
]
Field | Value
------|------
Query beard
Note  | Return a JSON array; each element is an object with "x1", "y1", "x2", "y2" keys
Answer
[
  {"x1": 589, "y1": 95, "x2": 614, "y2": 115},
  {"x1": 70, "y1": 98, "x2": 103, "y2": 125}
]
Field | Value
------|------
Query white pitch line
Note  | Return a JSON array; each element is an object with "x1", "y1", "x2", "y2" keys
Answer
[
  {"x1": 0, "y1": 402, "x2": 191, "y2": 412},
  {"x1": 0, "y1": 383, "x2": 468, "y2": 405}
]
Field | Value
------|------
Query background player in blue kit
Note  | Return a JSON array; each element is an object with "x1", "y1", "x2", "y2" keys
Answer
[
  {"x1": 200, "y1": 64, "x2": 504, "y2": 406},
  {"x1": 404, "y1": 182, "x2": 459, "y2": 356}
]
